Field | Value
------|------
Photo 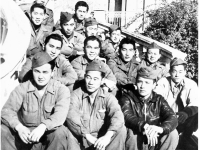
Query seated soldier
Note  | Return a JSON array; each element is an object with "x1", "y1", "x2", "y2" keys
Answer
[
  {"x1": 107, "y1": 37, "x2": 139, "y2": 97},
  {"x1": 120, "y1": 67, "x2": 179, "y2": 150},
  {"x1": 133, "y1": 42, "x2": 169, "y2": 83},
  {"x1": 26, "y1": 3, "x2": 53, "y2": 58},
  {"x1": 19, "y1": 34, "x2": 78, "y2": 91},
  {"x1": 71, "y1": 36, "x2": 116, "y2": 92},
  {"x1": 66, "y1": 60, "x2": 127, "y2": 150},
  {"x1": 154, "y1": 58, "x2": 198, "y2": 149},
  {"x1": 83, "y1": 17, "x2": 98, "y2": 38},
  {"x1": 101, "y1": 24, "x2": 122, "y2": 60},
  {"x1": 1, "y1": 52, "x2": 78, "y2": 150},
  {"x1": 54, "y1": 1, "x2": 89, "y2": 35},
  {"x1": 53, "y1": 12, "x2": 85, "y2": 60},
  {"x1": 19, "y1": 0, "x2": 54, "y2": 29}
]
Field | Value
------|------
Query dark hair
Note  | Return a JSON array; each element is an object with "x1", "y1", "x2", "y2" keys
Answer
[
  {"x1": 75, "y1": 1, "x2": 89, "y2": 12},
  {"x1": 48, "y1": 59, "x2": 56, "y2": 71},
  {"x1": 30, "y1": 3, "x2": 46, "y2": 14},
  {"x1": 170, "y1": 64, "x2": 187, "y2": 72},
  {"x1": 85, "y1": 71, "x2": 105, "y2": 79},
  {"x1": 84, "y1": 36, "x2": 102, "y2": 49},
  {"x1": 119, "y1": 37, "x2": 136, "y2": 51},
  {"x1": 44, "y1": 34, "x2": 63, "y2": 48}
]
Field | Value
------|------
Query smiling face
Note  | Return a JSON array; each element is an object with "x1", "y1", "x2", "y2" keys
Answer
[
  {"x1": 62, "y1": 18, "x2": 75, "y2": 35},
  {"x1": 147, "y1": 48, "x2": 161, "y2": 64},
  {"x1": 33, "y1": 63, "x2": 53, "y2": 88},
  {"x1": 85, "y1": 40, "x2": 100, "y2": 61},
  {"x1": 85, "y1": 71, "x2": 103, "y2": 93},
  {"x1": 76, "y1": 6, "x2": 88, "y2": 21},
  {"x1": 86, "y1": 25, "x2": 98, "y2": 37},
  {"x1": 110, "y1": 30, "x2": 121, "y2": 43},
  {"x1": 120, "y1": 43, "x2": 135, "y2": 62},
  {"x1": 136, "y1": 76, "x2": 155, "y2": 99},
  {"x1": 45, "y1": 39, "x2": 62, "y2": 59},
  {"x1": 31, "y1": 7, "x2": 45, "y2": 25},
  {"x1": 170, "y1": 65, "x2": 186, "y2": 84}
]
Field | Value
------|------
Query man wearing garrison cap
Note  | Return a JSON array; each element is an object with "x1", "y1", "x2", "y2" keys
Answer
[
  {"x1": 84, "y1": 17, "x2": 99, "y2": 37},
  {"x1": 101, "y1": 24, "x2": 122, "y2": 60},
  {"x1": 154, "y1": 57, "x2": 198, "y2": 149},
  {"x1": 1, "y1": 52, "x2": 78, "y2": 150},
  {"x1": 66, "y1": 60, "x2": 126, "y2": 150},
  {"x1": 53, "y1": 11, "x2": 85, "y2": 60},
  {"x1": 120, "y1": 67, "x2": 179, "y2": 150}
]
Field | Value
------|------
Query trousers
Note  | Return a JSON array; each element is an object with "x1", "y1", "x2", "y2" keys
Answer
[
  {"x1": 125, "y1": 128, "x2": 179, "y2": 150},
  {"x1": 1, "y1": 124, "x2": 80, "y2": 150}
]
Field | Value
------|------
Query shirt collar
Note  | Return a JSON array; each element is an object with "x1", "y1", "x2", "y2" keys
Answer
[
  {"x1": 82, "y1": 87, "x2": 106, "y2": 99},
  {"x1": 171, "y1": 77, "x2": 185, "y2": 89}
]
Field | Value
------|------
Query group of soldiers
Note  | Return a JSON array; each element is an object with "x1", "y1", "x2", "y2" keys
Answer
[{"x1": 1, "y1": 0, "x2": 198, "y2": 150}]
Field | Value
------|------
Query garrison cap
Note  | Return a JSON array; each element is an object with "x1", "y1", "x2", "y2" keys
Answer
[
  {"x1": 32, "y1": 52, "x2": 52, "y2": 68},
  {"x1": 84, "y1": 17, "x2": 98, "y2": 27},
  {"x1": 60, "y1": 12, "x2": 73, "y2": 24},
  {"x1": 137, "y1": 67, "x2": 159, "y2": 80},
  {"x1": 109, "y1": 24, "x2": 120, "y2": 33},
  {"x1": 86, "y1": 60, "x2": 106, "y2": 73},
  {"x1": 170, "y1": 57, "x2": 186, "y2": 67}
]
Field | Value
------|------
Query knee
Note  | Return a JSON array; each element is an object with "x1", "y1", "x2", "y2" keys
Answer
[
  {"x1": 168, "y1": 129, "x2": 179, "y2": 141},
  {"x1": 1, "y1": 124, "x2": 13, "y2": 139}
]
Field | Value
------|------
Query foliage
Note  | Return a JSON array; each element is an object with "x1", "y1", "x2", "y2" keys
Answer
[{"x1": 143, "y1": 1, "x2": 198, "y2": 82}]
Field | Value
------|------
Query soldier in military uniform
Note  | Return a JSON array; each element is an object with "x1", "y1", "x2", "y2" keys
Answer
[
  {"x1": 66, "y1": 60, "x2": 127, "y2": 150},
  {"x1": 83, "y1": 17, "x2": 99, "y2": 38},
  {"x1": 133, "y1": 42, "x2": 169, "y2": 83},
  {"x1": 101, "y1": 24, "x2": 122, "y2": 60},
  {"x1": 26, "y1": 3, "x2": 53, "y2": 58},
  {"x1": 53, "y1": 12, "x2": 85, "y2": 60},
  {"x1": 19, "y1": 0, "x2": 54, "y2": 29}
]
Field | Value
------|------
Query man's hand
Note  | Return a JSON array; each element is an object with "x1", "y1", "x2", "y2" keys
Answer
[
  {"x1": 29, "y1": 124, "x2": 46, "y2": 143},
  {"x1": 94, "y1": 131, "x2": 114, "y2": 150},
  {"x1": 85, "y1": 134, "x2": 97, "y2": 145},
  {"x1": 15, "y1": 123, "x2": 31, "y2": 144},
  {"x1": 67, "y1": 43, "x2": 74, "y2": 49},
  {"x1": 144, "y1": 124, "x2": 163, "y2": 146},
  {"x1": 103, "y1": 79, "x2": 116, "y2": 91},
  {"x1": 176, "y1": 111, "x2": 188, "y2": 124}
]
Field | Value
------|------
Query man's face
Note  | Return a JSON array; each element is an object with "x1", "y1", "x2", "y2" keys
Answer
[
  {"x1": 85, "y1": 40, "x2": 100, "y2": 61},
  {"x1": 147, "y1": 48, "x2": 161, "y2": 64},
  {"x1": 85, "y1": 71, "x2": 103, "y2": 93},
  {"x1": 33, "y1": 63, "x2": 53, "y2": 87},
  {"x1": 120, "y1": 44, "x2": 135, "y2": 62},
  {"x1": 31, "y1": 7, "x2": 45, "y2": 25},
  {"x1": 86, "y1": 25, "x2": 98, "y2": 37},
  {"x1": 136, "y1": 77, "x2": 155, "y2": 98},
  {"x1": 170, "y1": 65, "x2": 186, "y2": 84},
  {"x1": 110, "y1": 30, "x2": 121, "y2": 43},
  {"x1": 76, "y1": 6, "x2": 88, "y2": 21},
  {"x1": 62, "y1": 18, "x2": 75, "y2": 35},
  {"x1": 35, "y1": 0, "x2": 47, "y2": 5},
  {"x1": 45, "y1": 39, "x2": 62, "y2": 59}
]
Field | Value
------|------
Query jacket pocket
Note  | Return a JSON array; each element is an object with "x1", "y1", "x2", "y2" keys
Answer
[
  {"x1": 44, "y1": 105, "x2": 54, "y2": 119},
  {"x1": 21, "y1": 110, "x2": 38, "y2": 126}
]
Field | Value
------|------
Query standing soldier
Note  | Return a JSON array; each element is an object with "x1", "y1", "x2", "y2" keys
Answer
[
  {"x1": 53, "y1": 12, "x2": 85, "y2": 60},
  {"x1": 1, "y1": 52, "x2": 77, "y2": 150},
  {"x1": 66, "y1": 60, "x2": 127, "y2": 150}
]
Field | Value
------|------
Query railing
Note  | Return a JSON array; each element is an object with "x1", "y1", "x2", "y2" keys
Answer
[{"x1": 98, "y1": 21, "x2": 187, "y2": 64}]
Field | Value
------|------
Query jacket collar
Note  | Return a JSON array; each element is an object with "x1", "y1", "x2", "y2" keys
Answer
[
  {"x1": 82, "y1": 86, "x2": 106, "y2": 99},
  {"x1": 81, "y1": 55, "x2": 89, "y2": 65}
]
